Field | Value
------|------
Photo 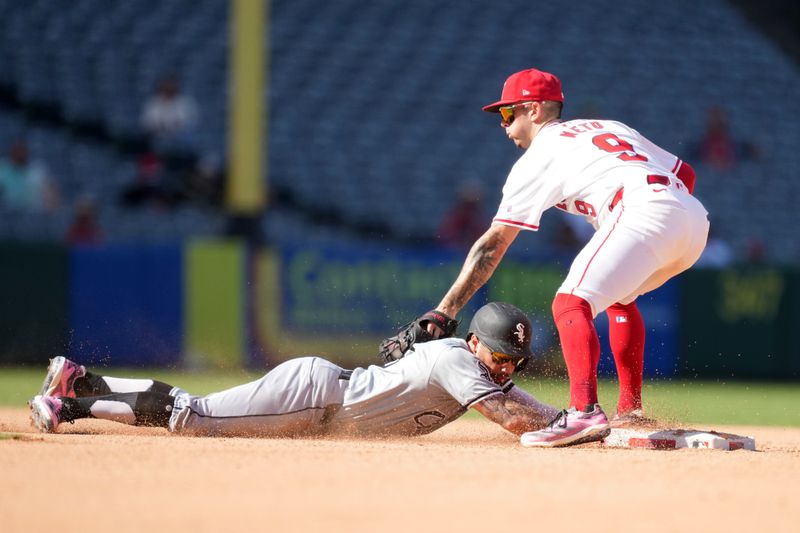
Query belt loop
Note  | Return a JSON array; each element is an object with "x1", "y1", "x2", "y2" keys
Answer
[
  {"x1": 647, "y1": 174, "x2": 670, "y2": 186},
  {"x1": 609, "y1": 187, "x2": 624, "y2": 211}
]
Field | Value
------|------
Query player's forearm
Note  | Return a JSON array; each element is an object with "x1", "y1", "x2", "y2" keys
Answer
[
  {"x1": 437, "y1": 225, "x2": 518, "y2": 316},
  {"x1": 473, "y1": 391, "x2": 554, "y2": 436},
  {"x1": 493, "y1": 389, "x2": 559, "y2": 435},
  {"x1": 501, "y1": 409, "x2": 550, "y2": 435},
  {"x1": 501, "y1": 404, "x2": 554, "y2": 435}
]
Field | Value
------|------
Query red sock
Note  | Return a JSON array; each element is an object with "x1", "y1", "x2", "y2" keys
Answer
[
  {"x1": 552, "y1": 293, "x2": 600, "y2": 411},
  {"x1": 606, "y1": 301, "x2": 645, "y2": 414}
]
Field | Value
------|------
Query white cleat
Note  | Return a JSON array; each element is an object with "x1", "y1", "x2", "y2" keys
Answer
[
  {"x1": 39, "y1": 356, "x2": 86, "y2": 398},
  {"x1": 29, "y1": 395, "x2": 63, "y2": 433}
]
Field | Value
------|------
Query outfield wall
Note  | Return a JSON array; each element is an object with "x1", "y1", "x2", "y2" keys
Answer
[
  {"x1": 680, "y1": 267, "x2": 800, "y2": 379},
  {"x1": 0, "y1": 240, "x2": 796, "y2": 379},
  {"x1": 0, "y1": 243, "x2": 69, "y2": 365}
]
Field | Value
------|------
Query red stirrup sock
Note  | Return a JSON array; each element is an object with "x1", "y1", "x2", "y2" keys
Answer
[
  {"x1": 606, "y1": 301, "x2": 645, "y2": 414},
  {"x1": 552, "y1": 293, "x2": 601, "y2": 411}
]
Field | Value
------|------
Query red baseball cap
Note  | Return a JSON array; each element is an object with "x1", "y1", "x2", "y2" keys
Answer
[{"x1": 482, "y1": 68, "x2": 564, "y2": 113}]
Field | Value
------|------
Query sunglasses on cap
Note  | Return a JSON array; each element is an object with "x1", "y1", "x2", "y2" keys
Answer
[
  {"x1": 498, "y1": 102, "x2": 534, "y2": 125},
  {"x1": 489, "y1": 350, "x2": 529, "y2": 371}
]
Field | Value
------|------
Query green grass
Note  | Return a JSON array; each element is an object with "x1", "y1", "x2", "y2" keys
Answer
[
  {"x1": 2, "y1": 367, "x2": 797, "y2": 427},
  {"x1": 514, "y1": 377, "x2": 799, "y2": 427}
]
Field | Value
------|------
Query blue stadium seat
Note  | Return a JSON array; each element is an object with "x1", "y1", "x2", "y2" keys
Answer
[{"x1": 0, "y1": 0, "x2": 797, "y2": 261}]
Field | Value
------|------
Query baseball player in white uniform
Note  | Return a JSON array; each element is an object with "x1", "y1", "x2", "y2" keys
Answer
[
  {"x1": 29, "y1": 302, "x2": 560, "y2": 440},
  {"x1": 423, "y1": 68, "x2": 709, "y2": 447}
]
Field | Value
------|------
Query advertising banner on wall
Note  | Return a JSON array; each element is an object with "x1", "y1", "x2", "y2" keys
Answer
[
  {"x1": 251, "y1": 244, "x2": 481, "y2": 366},
  {"x1": 278, "y1": 245, "x2": 469, "y2": 334},
  {"x1": 251, "y1": 244, "x2": 680, "y2": 376}
]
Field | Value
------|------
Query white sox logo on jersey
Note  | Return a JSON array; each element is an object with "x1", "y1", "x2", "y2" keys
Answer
[{"x1": 515, "y1": 323, "x2": 526, "y2": 344}]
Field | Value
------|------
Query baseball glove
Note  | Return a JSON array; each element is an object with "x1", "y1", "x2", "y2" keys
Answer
[{"x1": 378, "y1": 309, "x2": 459, "y2": 364}]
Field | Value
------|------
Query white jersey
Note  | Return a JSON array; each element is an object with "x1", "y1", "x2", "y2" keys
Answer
[
  {"x1": 332, "y1": 338, "x2": 511, "y2": 436},
  {"x1": 494, "y1": 119, "x2": 685, "y2": 231}
]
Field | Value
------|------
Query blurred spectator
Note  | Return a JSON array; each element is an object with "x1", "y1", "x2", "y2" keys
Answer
[
  {"x1": 695, "y1": 224, "x2": 734, "y2": 268},
  {"x1": 0, "y1": 140, "x2": 60, "y2": 212},
  {"x1": 437, "y1": 181, "x2": 486, "y2": 248},
  {"x1": 66, "y1": 195, "x2": 104, "y2": 245},
  {"x1": 745, "y1": 238, "x2": 767, "y2": 264},
  {"x1": 180, "y1": 154, "x2": 224, "y2": 207},
  {"x1": 120, "y1": 152, "x2": 177, "y2": 209},
  {"x1": 141, "y1": 74, "x2": 199, "y2": 155},
  {"x1": 688, "y1": 106, "x2": 760, "y2": 171}
]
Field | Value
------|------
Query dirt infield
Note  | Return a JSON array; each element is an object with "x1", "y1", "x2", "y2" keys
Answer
[{"x1": 2, "y1": 407, "x2": 798, "y2": 533}]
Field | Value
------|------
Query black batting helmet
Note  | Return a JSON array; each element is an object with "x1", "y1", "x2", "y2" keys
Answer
[{"x1": 467, "y1": 302, "x2": 533, "y2": 371}]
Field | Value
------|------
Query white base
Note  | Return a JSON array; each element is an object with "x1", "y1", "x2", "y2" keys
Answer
[{"x1": 603, "y1": 428, "x2": 756, "y2": 451}]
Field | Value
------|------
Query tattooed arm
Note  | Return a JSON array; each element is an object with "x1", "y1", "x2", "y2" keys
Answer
[
  {"x1": 436, "y1": 224, "x2": 520, "y2": 318},
  {"x1": 472, "y1": 386, "x2": 559, "y2": 436}
]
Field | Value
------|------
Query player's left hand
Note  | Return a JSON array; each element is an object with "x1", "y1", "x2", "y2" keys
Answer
[{"x1": 378, "y1": 310, "x2": 459, "y2": 364}]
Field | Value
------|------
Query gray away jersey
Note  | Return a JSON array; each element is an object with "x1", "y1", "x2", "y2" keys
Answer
[{"x1": 329, "y1": 338, "x2": 512, "y2": 436}]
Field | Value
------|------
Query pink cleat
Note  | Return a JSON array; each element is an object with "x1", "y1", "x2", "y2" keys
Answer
[
  {"x1": 520, "y1": 404, "x2": 611, "y2": 447},
  {"x1": 39, "y1": 356, "x2": 86, "y2": 398},
  {"x1": 29, "y1": 395, "x2": 63, "y2": 433}
]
